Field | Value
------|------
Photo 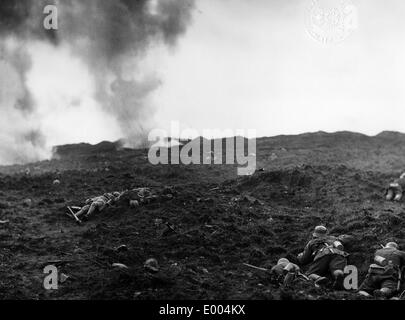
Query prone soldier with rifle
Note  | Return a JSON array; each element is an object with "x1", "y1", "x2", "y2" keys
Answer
[
  {"x1": 358, "y1": 242, "x2": 405, "y2": 298},
  {"x1": 297, "y1": 225, "x2": 349, "y2": 289}
]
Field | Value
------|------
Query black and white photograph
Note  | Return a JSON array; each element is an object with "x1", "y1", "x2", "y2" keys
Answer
[{"x1": 0, "y1": 0, "x2": 405, "y2": 315}]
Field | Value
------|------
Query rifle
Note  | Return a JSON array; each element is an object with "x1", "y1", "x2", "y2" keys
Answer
[
  {"x1": 67, "y1": 206, "x2": 82, "y2": 224},
  {"x1": 242, "y1": 263, "x2": 310, "y2": 281},
  {"x1": 242, "y1": 263, "x2": 268, "y2": 272}
]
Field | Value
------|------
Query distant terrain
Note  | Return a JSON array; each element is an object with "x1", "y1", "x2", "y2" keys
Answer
[{"x1": 1, "y1": 131, "x2": 405, "y2": 299}]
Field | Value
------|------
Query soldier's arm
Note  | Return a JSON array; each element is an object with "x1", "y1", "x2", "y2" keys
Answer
[
  {"x1": 106, "y1": 196, "x2": 118, "y2": 206},
  {"x1": 284, "y1": 262, "x2": 300, "y2": 273},
  {"x1": 298, "y1": 242, "x2": 313, "y2": 265},
  {"x1": 269, "y1": 265, "x2": 277, "y2": 276},
  {"x1": 399, "y1": 250, "x2": 405, "y2": 266},
  {"x1": 269, "y1": 265, "x2": 284, "y2": 280}
]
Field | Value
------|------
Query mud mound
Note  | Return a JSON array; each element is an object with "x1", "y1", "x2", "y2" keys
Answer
[{"x1": 53, "y1": 141, "x2": 122, "y2": 158}]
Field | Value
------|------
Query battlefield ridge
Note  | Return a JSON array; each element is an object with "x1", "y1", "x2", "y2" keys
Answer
[{"x1": 1, "y1": 131, "x2": 405, "y2": 299}]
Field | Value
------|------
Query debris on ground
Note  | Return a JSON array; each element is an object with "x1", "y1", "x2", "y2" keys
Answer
[
  {"x1": 112, "y1": 263, "x2": 129, "y2": 270},
  {"x1": 144, "y1": 258, "x2": 159, "y2": 273},
  {"x1": 22, "y1": 199, "x2": 32, "y2": 207},
  {"x1": 59, "y1": 273, "x2": 70, "y2": 283},
  {"x1": 114, "y1": 245, "x2": 128, "y2": 252}
]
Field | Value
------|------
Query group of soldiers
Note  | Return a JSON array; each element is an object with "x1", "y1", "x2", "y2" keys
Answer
[
  {"x1": 269, "y1": 173, "x2": 405, "y2": 299},
  {"x1": 271, "y1": 225, "x2": 405, "y2": 299},
  {"x1": 66, "y1": 173, "x2": 405, "y2": 299},
  {"x1": 67, "y1": 187, "x2": 174, "y2": 224},
  {"x1": 386, "y1": 172, "x2": 405, "y2": 202}
]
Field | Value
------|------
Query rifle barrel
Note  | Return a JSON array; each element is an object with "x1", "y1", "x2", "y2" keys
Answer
[{"x1": 242, "y1": 263, "x2": 269, "y2": 272}]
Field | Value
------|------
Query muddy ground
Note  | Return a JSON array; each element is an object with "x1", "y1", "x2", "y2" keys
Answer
[{"x1": 1, "y1": 131, "x2": 405, "y2": 300}]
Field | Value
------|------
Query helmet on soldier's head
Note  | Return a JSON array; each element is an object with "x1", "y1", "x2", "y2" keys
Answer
[
  {"x1": 313, "y1": 225, "x2": 327, "y2": 238},
  {"x1": 277, "y1": 258, "x2": 290, "y2": 266},
  {"x1": 385, "y1": 242, "x2": 399, "y2": 249}
]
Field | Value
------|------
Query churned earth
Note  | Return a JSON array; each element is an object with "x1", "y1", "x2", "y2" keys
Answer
[{"x1": 1, "y1": 131, "x2": 405, "y2": 300}]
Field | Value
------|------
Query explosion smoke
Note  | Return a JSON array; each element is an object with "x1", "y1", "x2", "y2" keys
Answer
[{"x1": 0, "y1": 0, "x2": 195, "y2": 164}]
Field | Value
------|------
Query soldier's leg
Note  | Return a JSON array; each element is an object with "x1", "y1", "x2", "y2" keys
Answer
[
  {"x1": 306, "y1": 256, "x2": 330, "y2": 286},
  {"x1": 329, "y1": 255, "x2": 347, "y2": 289},
  {"x1": 375, "y1": 275, "x2": 398, "y2": 298},
  {"x1": 306, "y1": 255, "x2": 330, "y2": 277},
  {"x1": 75, "y1": 204, "x2": 90, "y2": 218},
  {"x1": 308, "y1": 273, "x2": 329, "y2": 287},
  {"x1": 83, "y1": 201, "x2": 100, "y2": 219},
  {"x1": 375, "y1": 287, "x2": 395, "y2": 298},
  {"x1": 358, "y1": 273, "x2": 379, "y2": 296}
]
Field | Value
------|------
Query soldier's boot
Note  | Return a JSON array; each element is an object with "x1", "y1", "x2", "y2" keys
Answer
[
  {"x1": 308, "y1": 273, "x2": 328, "y2": 287},
  {"x1": 386, "y1": 189, "x2": 394, "y2": 201},
  {"x1": 358, "y1": 290, "x2": 372, "y2": 297},
  {"x1": 374, "y1": 287, "x2": 395, "y2": 299},
  {"x1": 394, "y1": 192, "x2": 403, "y2": 201},
  {"x1": 332, "y1": 270, "x2": 344, "y2": 290}
]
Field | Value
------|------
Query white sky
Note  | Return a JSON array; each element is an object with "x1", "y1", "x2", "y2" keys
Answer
[
  {"x1": 17, "y1": 0, "x2": 405, "y2": 148},
  {"x1": 151, "y1": 0, "x2": 405, "y2": 138}
]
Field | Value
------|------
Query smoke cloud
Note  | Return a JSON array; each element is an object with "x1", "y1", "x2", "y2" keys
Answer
[{"x1": 0, "y1": 0, "x2": 195, "y2": 164}]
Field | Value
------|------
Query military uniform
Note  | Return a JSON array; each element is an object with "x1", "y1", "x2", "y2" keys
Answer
[
  {"x1": 386, "y1": 175, "x2": 405, "y2": 201},
  {"x1": 359, "y1": 246, "x2": 405, "y2": 294},
  {"x1": 119, "y1": 187, "x2": 174, "y2": 205},
  {"x1": 270, "y1": 259, "x2": 301, "y2": 285},
  {"x1": 299, "y1": 235, "x2": 348, "y2": 278},
  {"x1": 76, "y1": 192, "x2": 121, "y2": 220},
  {"x1": 86, "y1": 193, "x2": 117, "y2": 210}
]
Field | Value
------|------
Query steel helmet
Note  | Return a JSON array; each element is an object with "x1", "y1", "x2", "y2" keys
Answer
[
  {"x1": 385, "y1": 242, "x2": 399, "y2": 249},
  {"x1": 277, "y1": 258, "x2": 290, "y2": 266},
  {"x1": 313, "y1": 225, "x2": 327, "y2": 238}
]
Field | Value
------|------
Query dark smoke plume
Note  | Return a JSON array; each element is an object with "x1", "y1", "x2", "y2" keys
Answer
[{"x1": 0, "y1": 0, "x2": 195, "y2": 163}]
